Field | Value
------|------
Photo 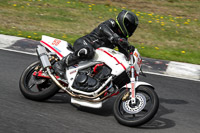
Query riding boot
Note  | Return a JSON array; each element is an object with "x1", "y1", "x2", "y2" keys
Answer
[
  {"x1": 52, "y1": 59, "x2": 66, "y2": 78},
  {"x1": 53, "y1": 53, "x2": 79, "y2": 78}
]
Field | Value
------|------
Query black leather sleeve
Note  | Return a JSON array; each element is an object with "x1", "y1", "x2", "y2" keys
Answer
[{"x1": 99, "y1": 19, "x2": 119, "y2": 43}]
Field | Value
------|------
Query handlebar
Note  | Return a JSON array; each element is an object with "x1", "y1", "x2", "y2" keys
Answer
[{"x1": 116, "y1": 39, "x2": 135, "y2": 58}]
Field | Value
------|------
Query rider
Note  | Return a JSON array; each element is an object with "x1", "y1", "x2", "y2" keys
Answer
[{"x1": 53, "y1": 10, "x2": 139, "y2": 77}]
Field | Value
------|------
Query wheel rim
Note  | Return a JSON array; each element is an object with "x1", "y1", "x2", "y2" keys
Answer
[
  {"x1": 24, "y1": 65, "x2": 51, "y2": 93},
  {"x1": 122, "y1": 93, "x2": 146, "y2": 114},
  {"x1": 119, "y1": 91, "x2": 154, "y2": 120}
]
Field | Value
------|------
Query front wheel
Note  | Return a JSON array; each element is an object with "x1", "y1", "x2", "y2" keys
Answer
[
  {"x1": 113, "y1": 86, "x2": 159, "y2": 127},
  {"x1": 19, "y1": 61, "x2": 60, "y2": 101}
]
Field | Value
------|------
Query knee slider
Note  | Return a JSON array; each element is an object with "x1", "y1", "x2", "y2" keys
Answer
[{"x1": 77, "y1": 48, "x2": 89, "y2": 57}]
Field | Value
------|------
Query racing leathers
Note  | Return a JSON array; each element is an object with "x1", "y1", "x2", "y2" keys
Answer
[{"x1": 53, "y1": 19, "x2": 129, "y2": 77}]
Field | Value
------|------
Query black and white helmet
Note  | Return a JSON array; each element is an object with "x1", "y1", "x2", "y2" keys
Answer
[{"x1": 116, "y1": 10, "x2": 139, "y2": 38}]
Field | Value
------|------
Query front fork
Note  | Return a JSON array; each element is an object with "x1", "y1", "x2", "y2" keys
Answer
[{"x1": 130, "y1": 55, "x2": 137, "y2": 104}]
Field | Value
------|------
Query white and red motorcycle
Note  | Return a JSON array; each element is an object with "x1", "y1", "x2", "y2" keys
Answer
[{"x1": 19, "y1": 35, "x2": 159, "y2": 127}]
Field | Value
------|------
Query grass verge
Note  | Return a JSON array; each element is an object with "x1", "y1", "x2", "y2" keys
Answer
[{"x1": 0, "y1": 0, "x2": 199, "y2": 64}]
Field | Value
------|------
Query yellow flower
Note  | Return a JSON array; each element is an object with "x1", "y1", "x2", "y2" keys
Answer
[
  {"x1": 67, "y1": 1, "x2": 70, "y2": 4},
  {"x1": 136, "y1": 14, "x2": 140, "y2": 16},
  {"x1": 181, "y1": 51, "x2": 186, "y2": 54},
  {"x1": 131, "y1": 9, "x2": 135, "y2": 12},
  {"x1": 26, "y1": 3, "x2": 30, "y2": 6},
  {"x1": 92, "y1": 4, "x2": 95, "y2": 6},
  {"x1": 160, "y1": 16, "x2": 163, "y2": 19},
  {"x1": 99, "y1": 16, "x2": 102, "y2": 19},
  {"x1": 141, "y1": 46, "x2": 144, "y2": 49},
  {"x1": 88, "y1": 5, "x2": 92, "y2": 7},
  {"x1": 148, "y1": 13, "x2": 153, "y2": 16},
  {"x1": 184, "y1": 22, "x2": 189, "y2": 25},
  {"x1": 27, "y1": 36, "x2": 31, "y2": 38},
  {"x1": 176, "y1": 24, "x2": 180, "y2": 27},
  {"x1": 155, "y1": 47, "x2": 159, "y2": 50},
  {"x1": 62, "y1": 34, "x2": 67, "y2": 38},
  {"x1": 21, "y1": 6, "x2": 24, "y2": 8},
  {"x1": 33, "y1": 33, "x2": 37, "y2": 35},
  {"x1": 18, "y1": 34, "x2": 22, "y2": 36},
  {"x1": 114, "y1": 8, "x2": 117, "y2": 12},
  {"x1": 122, "y1": 7, "x2": 126, "y2": 9},
  {"x1": 161, "y1": 23, "x2": 165, "y2": 26},
  {"x1": 13, "y1": 4, "x2": 17, "y2": 7},
  {"x1": 187, "y1": 19, "x2": 190, "y2": 22},
  {"x1": 109, "y1": 9, "x2": 112, "y2": 12},
  {"x1": 89, "y1": 8, "x2": 92, "y2": 11},
  {"x1": 148, "y1": 21, "x2": 152, "y2": 23}
]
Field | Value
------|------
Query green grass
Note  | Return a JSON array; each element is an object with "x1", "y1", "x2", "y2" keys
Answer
[{"x1": 0, "y1": 0, "x2": 199, "y2": 64}]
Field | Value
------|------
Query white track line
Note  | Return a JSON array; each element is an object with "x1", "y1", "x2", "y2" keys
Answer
[
  {"x1": 0, "y1": 47, "x2": 199, "y2": 82},
  {"x1": 0, "y1": 47, "x2": 37, "y2": 55}
]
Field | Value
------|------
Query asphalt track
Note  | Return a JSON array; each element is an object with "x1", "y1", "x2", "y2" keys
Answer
[{"x1": 0, "y1": 49, "x2": 200, "y2": 133}]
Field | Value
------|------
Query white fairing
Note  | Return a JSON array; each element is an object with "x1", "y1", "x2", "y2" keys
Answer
[
  {"x1": 40, "y1": 35, "x2": 73, "y2": 59},
  {"x1": 93, "y1": 47, "x2": 130, "y2": 75},
  {"x1": 132, "y1": 49, "x2": 142, "y2": 75}
]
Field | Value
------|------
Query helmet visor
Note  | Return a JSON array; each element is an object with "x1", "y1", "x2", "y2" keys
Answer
[{"x1": 124, "y1": 18, "x2": 136, "y2": 36}]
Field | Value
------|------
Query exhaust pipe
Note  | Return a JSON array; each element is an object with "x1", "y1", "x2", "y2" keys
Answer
[
  {"x1": 36, "y1": 45, "x2": 51, "y2": 68},
  {"x1": 46, "y1": 67, "x2": 112, "y2": 102}
]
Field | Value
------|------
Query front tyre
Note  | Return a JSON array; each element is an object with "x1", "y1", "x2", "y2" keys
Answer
[
  {"x1": 19, "y1": 61, "x2": 60, "y2": 101},
  {"x1": 113, "y1": 86, "x2": 159, "y2": 127}
]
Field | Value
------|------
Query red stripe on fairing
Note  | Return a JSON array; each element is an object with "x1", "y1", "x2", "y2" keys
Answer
[
  {"x1": 103, "y1": 50, "x2": 113, "y2": 57},
  {"x1": 40, "y1": 40, "x2": 63, "y2": 58},
  {"x1": 97, "y1": 48, "x2": 126, "y2": 70}
]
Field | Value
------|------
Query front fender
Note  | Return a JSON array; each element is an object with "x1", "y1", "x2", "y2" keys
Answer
[{"x1": 122, "y1": 81, "x2": 155, "y2": 90}]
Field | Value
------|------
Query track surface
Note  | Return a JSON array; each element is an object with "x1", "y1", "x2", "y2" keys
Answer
[{"x1": 0, "y1": 49, "x2": 200, "y2": 133}]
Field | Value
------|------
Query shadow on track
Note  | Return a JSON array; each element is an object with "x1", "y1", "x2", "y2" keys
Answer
[
  {"x1": 45, "y1": 93, "x2": 188, "y2": 129},
  {"x1": 139, "y1": 98, "x2": 188, "y2": 129}
]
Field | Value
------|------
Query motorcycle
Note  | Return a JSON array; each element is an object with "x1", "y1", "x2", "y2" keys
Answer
[{"x1": 19, "y1": 35, "x2": 159, "y2": 127}]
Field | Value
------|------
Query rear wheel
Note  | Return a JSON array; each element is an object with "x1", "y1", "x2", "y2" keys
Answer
[
  {"x1": 113, "y1": 86, "x2": 159, "y2": 127},
  {"x1": 19, "y1": 61, "x2": 60, "y2": 101}
]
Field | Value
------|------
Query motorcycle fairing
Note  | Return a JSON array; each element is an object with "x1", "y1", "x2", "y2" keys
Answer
[
  {"x1": 94, "y1": 47, "x2": 130, "y2": 76},
  {"x1": 132, "y1": 49, "x2": 142, "y2": 75},
  {"x1": 40, "y1": 35, "x2": 73, "y2": 59}
]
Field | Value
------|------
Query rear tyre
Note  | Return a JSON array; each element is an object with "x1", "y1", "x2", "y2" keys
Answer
[
  {"x1": 113, "y1": 86, "x2": 159, "y2": 127},
  {"x1": 19, "y1": 61, "x2": 60, "y2": 101}
]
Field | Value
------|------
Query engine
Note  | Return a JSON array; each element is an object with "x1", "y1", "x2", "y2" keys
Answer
[{"x1": 72, "y1": 64, "x2": 111, "y2": 92}]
